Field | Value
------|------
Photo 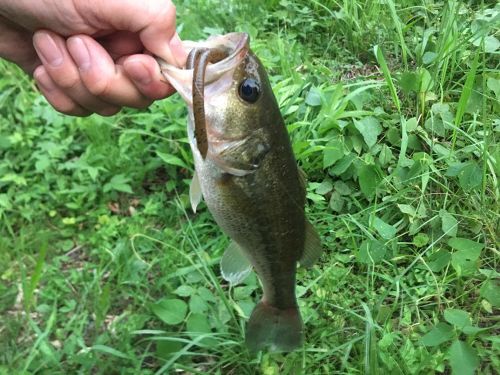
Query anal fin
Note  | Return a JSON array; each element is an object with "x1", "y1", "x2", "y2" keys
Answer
[
  {"x1": 220, "y1": 241, "x2": 252, "y2": 285},
  {"x1": 299, "y1": 220, "x2": 323, "y2": 267}
]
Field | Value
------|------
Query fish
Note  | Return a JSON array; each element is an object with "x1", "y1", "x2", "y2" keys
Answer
[{"x1": 158, "y1": 32, "x2": 322, "y2": 352}]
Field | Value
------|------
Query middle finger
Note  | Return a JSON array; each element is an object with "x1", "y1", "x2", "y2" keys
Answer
[{"x1": 33, "y1": 30, "x2": 119, "y2": 115}]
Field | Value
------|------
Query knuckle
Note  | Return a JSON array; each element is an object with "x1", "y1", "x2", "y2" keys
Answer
[
  {"x1": 56, "y1": 73, "x2": 81, "y2": 90},
  {"x1": 86, "y1": 78, "x2": 111, "y2": 97}
]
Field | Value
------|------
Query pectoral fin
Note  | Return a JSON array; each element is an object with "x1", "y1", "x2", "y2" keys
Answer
[
  {"x1": 299, "y1": 220, "x2": 323, "y2": 267},
  {"x1": 220, "y1": 241, "x2": 252, "y2": 285},
  {"x1": 189, "y1": 171, "x2": 203, "y2": 213}
]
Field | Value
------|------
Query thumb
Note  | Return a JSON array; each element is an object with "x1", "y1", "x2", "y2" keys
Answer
[{"x1": 135, "y1": 2, "x2": 187, "y2": 67}]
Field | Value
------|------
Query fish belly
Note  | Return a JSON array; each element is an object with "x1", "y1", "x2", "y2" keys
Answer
[{"x1": 197, "y1": 149, "x2": 305, "y2": 308}]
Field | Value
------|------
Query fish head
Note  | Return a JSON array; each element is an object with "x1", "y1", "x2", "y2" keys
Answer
[
  {"x1": 159, "y1": 33, "x2": 281, "y2": 169},
  {"x1": 158, "y1": 32, "x2": 251, "y2": 107},
  {"x1": 207, "y1": 44, "x2": 280, "y2": 141}
]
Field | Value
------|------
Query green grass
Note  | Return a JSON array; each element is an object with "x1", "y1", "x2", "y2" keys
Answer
[{"x1": 1, "y1": 0, "x2": 499, "y2": 373}]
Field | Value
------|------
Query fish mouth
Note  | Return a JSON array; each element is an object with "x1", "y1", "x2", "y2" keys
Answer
[{"x1": 158, "y1": 32, "x2": 249, "y2": 104}]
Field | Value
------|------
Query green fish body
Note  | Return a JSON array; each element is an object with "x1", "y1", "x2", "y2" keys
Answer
[{"x1": 159, "y1": 33, "x2": 322, "y2": 352}]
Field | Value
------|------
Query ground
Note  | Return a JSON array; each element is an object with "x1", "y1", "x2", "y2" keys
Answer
[{"x1": 0, "y1": 1, "x2": 499, "y2": 374}]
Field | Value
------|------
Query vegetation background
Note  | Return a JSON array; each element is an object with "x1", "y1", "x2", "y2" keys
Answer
[{"x1": 0, "y1": 0, "x2": 498, "y2": 373}]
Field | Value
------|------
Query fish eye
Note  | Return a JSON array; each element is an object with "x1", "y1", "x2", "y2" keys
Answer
[{"x1": 238, "y1": 78, "x2": 260, "y2": 103}]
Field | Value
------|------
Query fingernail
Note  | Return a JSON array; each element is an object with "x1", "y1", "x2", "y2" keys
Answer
[
  {"x1": 34, "y1": 67, "x2": 55, "y2": 92},
  {"x1": 125, "y1": 60, "x2": 152, "y2": 85},
  {"x1": 33, "y1": 32, "x2": 63, "y2": 67},
  {"x1": 67, "y1": 37, "x2": 91, "y2": 71},
  {"x1": 169, "y1": 33, "x2": 187, "y2": 67}
]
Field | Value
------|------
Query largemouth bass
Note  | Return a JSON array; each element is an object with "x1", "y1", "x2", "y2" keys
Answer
[{"x1": 158, "y1": 33, "x2": 322, "y2": 352}]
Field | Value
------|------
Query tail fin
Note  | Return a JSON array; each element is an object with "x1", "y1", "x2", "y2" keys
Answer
[{"x1": 245, "y1": 301, "x2": 303, "y2": 352}]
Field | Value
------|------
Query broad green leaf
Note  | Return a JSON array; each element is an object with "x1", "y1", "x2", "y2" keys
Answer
[
  {"x1": 186, "y1": 313, "x2": 212, "y2": 336},
  {"x1": 448, "y1": 238, "x2": 485, "y2": 253},
  {"x1": 357, "y1": 240, "x2": 386, "y2": 264},
  {"x1": 156, "y1": 340, "x2": 182, "y2": 359},
  {"x1": 405, "y1": 117, "x2": 418, "y2": 132},
  {"x1": 462, "y1": 325, "x2": 484, "y2": 335},
  {"x1": 334, "y1": 180, "x2": 352, "y2": 195},
  {"x1": 419, "y1": 67, "x2": 434, "y2": 92},
  {"x1": 404, "y1": 160, "x2": 425, "y2": 183},
  {"x1": 398, "y1": 71, "x2": 420, "y2": 94},
  {"x1": 413, "y1": 233, "x2": 429, "y2": 248},
  {"x1": 323, "y1": 139, "x2": 344, "y2": 169},
  {"x1": 378, "y1": 144, "x2": 393, "y2": 166},
  {"x1": 151, "y1": 299, "x2": 187, "y2": 325},
  {"x1": 372, "y1": 216, "x2": 397, "y2": 240},
  {"x1": 458, "y1": 162, "x2": 482, "y2": 191},
  {"x1": 330, "y1": 153, "x2": 356, "y2": 176},
  {"x1": 448, "y1": 340, "x2": 479, "y2": 375},
  {"x1": 157, "y1": 151, "x2": 189, "y2": 169},
  {"x1": 473, "y1": 35, "x2": 499, "y2": 53},
  {"x1": 329, "y1": 190, "x2": 344, "y2": 212},
  {"x1": 189, "y1": 294, "x2": 208, "y2": 314},
  {"x1": 353, "y1": 117, "x2": 382, "y2": 148},
  {"x1": 450, "y1": 238, "x2": 483, "y2": 276},
  {"x1": 0, "y1": 194, "x2": 12, "y2": 209},
  {"x1": 306, "y1": 192, "x2": 325, "y2": 203},
  {"x1": 427, "y1": 250, "x2": 451, "y2": 272},
  {"x1": 350, "y1": 134, "x2": 364, "y2": 154},
  {"x1": 358, "y1": 164, "x2": 382, "y2": 199},
  {"x1": 305, "y1": 86, "x2": 322, "y2": 106},
  {"x1": 386, "y1": 127, "x2": 401, "y2": 146},
  {"x1": 186, "y1": 313, "x2": 216, "y2": 346},
  {"x1": 397, "y1": 204, "x2": 416, "y2": 217},
  {"x1": 316, "y1": 180, "x2": 333, "y2": 195},
  {"x1": 35, "y1": 156, "x2": 51, "y2": 172},
  {"x1": 487, "y1": 77, "x2": 500, "y2": 99},
  {"x1": 446, "y1": 162, "x2": 466, "y2": 177},
  {"x1": 420, "y1": 322, "x2": 454, "y2": 346},
  {"x1": 424, "y1": 116, "x2": 446, "y2": 137},
  {"x1": 103, "y1": 174, "x2": 133, "y2": 194},
  {"x1": 433, "y1": 143, "x2": 452, "y2": 157},
  {"x1": 444, "y1": 309, "x2": 470, "y2": 329},
  {"x1": 0, "y1": 173, "x2": 27, "y2": 186},
  {"x1": 422, "y1": 51, "x2": 437, "y2": 64},
  {"x1": 480, "y1": 280, "x2": 500, "y2": 307},
  {"x1": 174, "y1": 285, "x2": 195, "y2": 297},
  {"x1": 440, "y1": 209, "x2": 458, "y2": 237}
]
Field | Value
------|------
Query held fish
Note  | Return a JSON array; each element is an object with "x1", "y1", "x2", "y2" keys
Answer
[{"x1": 158, "y1": 33, "x2": 322, "y2": 352}]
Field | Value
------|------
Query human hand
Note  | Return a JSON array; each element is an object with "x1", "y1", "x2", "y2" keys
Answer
[{"x1": 0, "y1": 0, "x2": 187, "y2": 116}]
